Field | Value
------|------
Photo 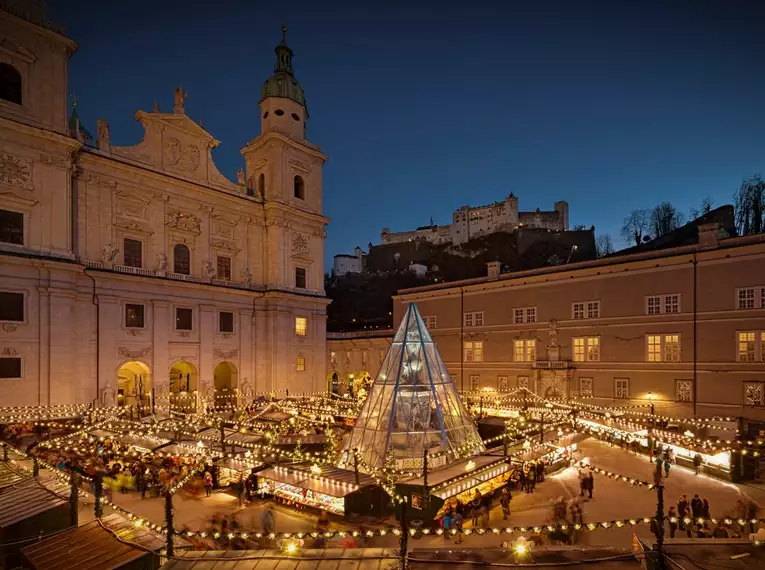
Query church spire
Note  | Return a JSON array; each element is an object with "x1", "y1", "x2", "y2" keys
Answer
[{"x1": 274, "y1": 25, "x2": 294, "y2": 74}]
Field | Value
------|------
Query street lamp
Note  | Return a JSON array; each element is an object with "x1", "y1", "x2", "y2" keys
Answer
[{"x1": 647, "y1": 392, "x2": 656, "y2": 452}]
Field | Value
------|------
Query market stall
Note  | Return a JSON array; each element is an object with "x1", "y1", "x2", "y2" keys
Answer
[{"x1": 256, "y1": 462, "x2": 384, "y2": 516}]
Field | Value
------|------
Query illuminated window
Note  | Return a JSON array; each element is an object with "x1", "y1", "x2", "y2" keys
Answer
[
  {"x1": 675, "y1": 379, "x2": 692, "y2": 402},
  {"x1": 295, "y1": 317, "x2": 307, "y2": 336},
  {"x1": 514, "y1": 339, "x2": 535, "y2": 362},
  {"x1": 738, "y1": 332, "x2": 757, "y2": 362},
  {"x1": 647, "y1": 334, "x2": 680, "y2": 362},
  {"x1": 469, "y1": 375, "x2": 479, "y2": 390},
  {"x1": 573, "y1": 337, "x2": 599, "y2": 362},
  {"x1": 296, "y1": 355, "x2": 306, "y2": 371},
  {"x1": 579, "y1": 377, "x2": 593, "y2": 398},
  {"x1": 744, "y1": 381, "x2": 764, "y2": 407},
  {"x1": 464, "y1": 341, "x2": 483, "y2": 363},
  {"x1": 498, "y1": 376, "x2": 508, "y2": 391}
]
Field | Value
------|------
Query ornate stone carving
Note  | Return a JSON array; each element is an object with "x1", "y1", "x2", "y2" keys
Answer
[
  {"x1": 156, "y1": 252, "x2": 169, "y2": 271},
  {"x1": 115, "y1": 221, "x2": 153, "y2": 235},
  {"x1": 164, "y1": 136, "x2": 200, "y2": 172},
  {"x1": 164, "y1": 137, "x2": 181, "y2": 165},
  {"x1": 2, "y1": 324, "x2": 18, "y2": 332},
  {"x1": 96, "y1": 119, "x2": 111, "y2": 150},
  {"x1": 291, "y1": 233, "x2": 309, "y2": 255},
  {"x1": 548, "y1": 319, "x2": 559, "y2": 347},
  {"x1": 173, "y1": 86, "x2": 187, "y2": 114},
  {"x1": 312, "y1": 227, "x2": 327, "y2": 238},
  {"x1": 214, "y1": 348, "x2": 238, "y2": 360},
  {"x1": 179, "y1": 145, "x2": 200, "y2": 171},
  {"x1": 100, "y1": 242, "x2": 119, "y2": 262},
  {"x1": 2, "y1": 347, "x2": 18, "y2": 356},
  {"x1": 166, "y1": 212, "x2": 201, "y2": 234},
  {"x1": 210, "y1": 239, "x2": 240, "y2": 253},
  {"x1": 126, "y1": 329, "x2": 142, "y2": 337},
  {"x1": 117, "y1": 346, "x2": 151, "y2": 359},
  {"x1": 178, "y1": 331, "x2": 190, "y2": 338},
  {"x1": 236, "y1": 168, "x2": 245, "y2": 185},
  {"x1": 241, "y1": 267, "x2": 253, "y2": 286},
  {"x1": 289, "y1": 159, "x2": 311, "y2": 173},
  {"x1": 0, "y1": 154, "x2": 32, "y2": 189},
  {"x1": 202, "y1": 259, "x2": 216, "y2": 279},
  {"x1": 95, "y1": 176, "x2": 118, "y2": 188}
]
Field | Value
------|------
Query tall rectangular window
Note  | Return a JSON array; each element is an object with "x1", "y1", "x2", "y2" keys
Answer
[
  {"x1": 647, "y1": 335, "x2": 662, "y2": 362},
  {"x1": 517, "y1": 376, "x2": 529, "y2": 389},
  {"x1": 464, "y1": 341, "x2": 483, "y2": 362},
  {"x1": 579, "y1": 377, "x2": 593, "y2": 398},
  {"x1": 0, "y1": 292, "x2": 24, "y2": 322},
  {"x1": 573, "y1": 337, "x2": 585, "y2": 362},
  {"x1": 647, "y1": 296, "x2": 661, "y2": 315},
  {"x1": 498, "y1": 375, "x2": 508, "y2": 391},
  {"x1": 514, "y1": 309, "x2": 524, "y2": 324},
  {"x1": 469, "y1": 375, "x2": 480, "y2": 391},
  {"x1": 0, "y1": 209, "x2": 23, "y2": 245},
  {"x1": 295, "y1": 267, "x2": 306, "y2": 289},
  {"x1": 665, "y1": 294, "x2": 680, "y2": 314},
  {"x1": 125, "y1": 304, "x2": 144, "y2": 328},
  {"x1": 587, "y1": 301, "x2": 600, "y2": 319},
  {"x1": 615, "y1": 378, "x2": 629, "y2": 399},
  {"x1": 572, "y1": 302, "x2": 585, "y2": 320},
  {"x1": 738, "y1": 331, "x2": 760, "y2": 362},
  {"x1": 219, "y1": 311, "x2": 234, "y2": 333},
  {"x1": 175, "y1": 308, "x2": 193, "y2": 331},
  {"x1": 675, "y1": 379, "x2": 692, "y2": 402},
  {"x1": 744, "y1": 381, "x2": 764, "y2": 407},
  {"x1": 296, "y1": 355, "x2": 306, "y2": 371},
  {"x1": 514, "y1": 339, "x2": 535, "y2": 362},
  {"x1": 295, "y1": 317, "x2": 307, "y2": 337},
  {"x1": 573, "y1": 337, "x2": 599, "y2": 362},
  {"x1": 665, "y1": 334, "x2": 680, "y2": 362},
  {"x1": 217, "y1": 256, "x2": 232, "y2": 280},
  {"x1": 123, "y1": 238, "x2": 142, "y2": 268}
]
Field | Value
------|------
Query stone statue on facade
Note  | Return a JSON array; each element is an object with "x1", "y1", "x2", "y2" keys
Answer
[
  {"x1": 156, "y1": 252, "x2": 169, "y2": 272},
  {"x1": 202, "y1": 259, "x2": 216, "y2": 279},
  {"x1": 100, "y1": 242, "x2": 119, "y2": 263},
  {"x1": 548, "y1": 319, "x2": 559, "y2": 347},
  {"x1": 236, "y1": 168, "x2": 245, "y2": 185},
  {"x1": 173, "y1": 87, "x2": 187, "y2": 114},
  {"x1": 96, "y1": 119, "x2": 110, "y2": 150},
  {"x1": 241, "y1": 266, "x2": 253, "y2": 286},
  {"x1": 100, "y1": 383, "x2": 116, "y2": 407}
]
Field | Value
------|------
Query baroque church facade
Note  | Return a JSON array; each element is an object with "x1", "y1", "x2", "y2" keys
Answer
[{"x1": 0, "y1": 4, "x2": 329, "y2": 407}]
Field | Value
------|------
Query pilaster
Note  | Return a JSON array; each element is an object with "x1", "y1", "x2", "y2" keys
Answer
[
  {"x1": 199, "y1": 304, "x2": 215, "y2": 390},
  {"x1": 152, "y1": 300, "x2": 171, "y2": 395}
]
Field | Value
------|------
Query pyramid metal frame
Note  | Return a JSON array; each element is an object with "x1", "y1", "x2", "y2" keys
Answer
[{"x1": 344, "y1": 303, "x2": 485, "y2": 473}]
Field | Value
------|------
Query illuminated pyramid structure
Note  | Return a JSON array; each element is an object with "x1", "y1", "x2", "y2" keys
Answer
[{"x1": 344, "y1": 303, "x2": 485, "y2": 473}]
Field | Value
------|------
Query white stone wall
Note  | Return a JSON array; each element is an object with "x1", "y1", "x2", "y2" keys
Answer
[
  {"x1": 0, "y1": 8, "x2": 330, "y2": 406},
  {"x1": 333, "y1": 255, "x2": 361, "y2": 277}
]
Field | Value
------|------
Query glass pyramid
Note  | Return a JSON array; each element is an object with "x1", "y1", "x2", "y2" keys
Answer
[{"x1": 344, "y1": 303, "x2": 485, "y2": 473}]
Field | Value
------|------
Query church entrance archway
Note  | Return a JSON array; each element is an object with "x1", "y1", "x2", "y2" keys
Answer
[
  {"x1": 116, "y1": 361, "x2": 151, "y2": 412},
  {"x1": 170, "y1": 361, "x2": 198, "y2": 412},
  {"x1": 213, "y1": 361, "x2": 238, "y2": 409},
  {"x1": 328, "y1": 372, "x2": 340, "y2": 395}
]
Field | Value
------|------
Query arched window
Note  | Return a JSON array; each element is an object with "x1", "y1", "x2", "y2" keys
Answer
[
  {"x1": 173, "y1": 243, "x2": 190, "y2": 275},
  {"x1": 0, "y1": 63, "x2": 22, "y2": 105},
  {"x1": 258, "y1": 173, "x2": 265, "y2": 198},
  {"x1": 293, "y1": 175, "x2": 305, "y2": 200}
]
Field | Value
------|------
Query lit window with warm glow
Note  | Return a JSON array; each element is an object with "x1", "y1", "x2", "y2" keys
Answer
[
  {"x1": 296, "y1": 355, "x2": 305, "y2": 371},
  {"x1": 738, "y1": 331, "x2": 757, "y2": 362},
  {"x1": 573, "y1": 337, "x2": 599, "y2": 362},
  {"x1": 647, "y1": 334, "x2": 680, "y2": 362},
  {"x1": 295, "y1": 316, "x2": 307, "y2": 336},
  {"x1": 514, "y1": 339, "x2": 535, "y2": 362},
  {"x1": 573, "y1": 337, "x2": 585, "y2": 362},
  {"x1": 647, "y1": 335, "x2": 662, "y2": 362},
  {"x1": 464, "y1": 341, "x2": 483, "y2": 362}
]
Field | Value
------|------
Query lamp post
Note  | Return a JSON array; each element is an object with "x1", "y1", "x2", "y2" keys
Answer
[{"x1": 648, "y1": 392, "x2": 656, "y2": 453}]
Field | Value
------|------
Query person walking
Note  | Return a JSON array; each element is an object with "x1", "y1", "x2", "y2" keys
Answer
[
  {"x1": 586, "y1": 472, "x2": 594, "y2": 499},
  {"x1": 453, "y1": 510, "x2": 464, "y2": 544},
  {"x1": 500, "y1": 488, "x2": 511, "y2": 520},
  {"x1": 691, "y1": 494, "x2": 703, "y2": 521},
  {"x1": 667, "y1": 506, "x2": 678, "y2": 538},
  {"x1": 677, "y1": 495, "x2": 689, "y2": 531},
  {"x1": 441, "y1": 510, "x2": 453, "y2": 541},
  {"x1": 261, "y1": 505, "x2": 275, "y2": 545},
  {"x1": 702, "y1": 498, "x2": 710, "y2": 520},
  {"x1": 663, "y1": 459, "x2": 671, "y2": 479},
  {"x1": 481, "y1": 492, "x2": 491, "y2": 526},
  {"x1": 203, "y1": 470, "x2": 213, "y2": 497},
  {"x1": 470, "y1": 493, "x2": 482, "y2": 526},
  {"x1": 693, "y1": 454, "x2": 703, "y2": 476}
]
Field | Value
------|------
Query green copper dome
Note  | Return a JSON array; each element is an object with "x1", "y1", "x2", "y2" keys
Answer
[{"x1": 260, "y1": 27, "x2": 307, "y2": 111}]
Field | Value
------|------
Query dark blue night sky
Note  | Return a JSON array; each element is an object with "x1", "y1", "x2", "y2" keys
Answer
[{"x1": 52, "y1": 0, "x2": 765, "y2": 269}]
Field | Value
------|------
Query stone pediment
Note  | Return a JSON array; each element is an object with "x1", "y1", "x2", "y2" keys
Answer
[
  {"x1": 109, "y1": 108, "x2": 241, "y2": 195},
  {"x1": 0, "y1": 37, "x2": 36, "y2": 63}
]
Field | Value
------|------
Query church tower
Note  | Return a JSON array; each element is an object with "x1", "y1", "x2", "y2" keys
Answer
[{"x1": 241, "y1": 28, "x2": 329, "y2": 395}]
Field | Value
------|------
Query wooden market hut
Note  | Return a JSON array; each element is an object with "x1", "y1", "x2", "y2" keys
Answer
[{"x1": 0, "y1": 475, "x2": 72, "y2": 569}]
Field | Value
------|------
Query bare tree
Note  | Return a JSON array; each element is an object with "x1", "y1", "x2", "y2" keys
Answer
[
  {"x1": 596, "y1": 234, "x2": 615, "y2": 258},
  {"x1": 620, "y1": 209, "x2": 650, "y2": 246},
  {"x1": 734, "y1": 174, "x2": 765, "y2": 236},
  {"x1": 650, "y1": 202, "x2": 685, "y2": 238},
  {"x1": 689, "y1": 196, "x2": 714, "y2": 220}
]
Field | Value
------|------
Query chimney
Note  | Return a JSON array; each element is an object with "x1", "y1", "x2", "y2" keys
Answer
[
  {"x1": 697, "y1": 222, "x2": 720, "y2": 248},
  {"x1": 487, "y1": 261, "x2": 501, "y2": 278}
]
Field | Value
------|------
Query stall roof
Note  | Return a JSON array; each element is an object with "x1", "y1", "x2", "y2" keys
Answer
[
  {"x1": 0, "y1": 475, "x2": 69, "y2": 528},
  {"x1": 259, "y1": 463, "x2": 376, "y2": 497},
  {"x1": 401, "y1": 454, "x2": 506, "y2": 488},
  {"x1": 21, "y1": 513, "x2": 161, "y2": 570},
  {"x1": 275, "y1": 434, "x2": 325, "y2": 446},
  {"x1": 0, "y1": 461, "x2": 27, "y2": 490},
  {"x1": 162, "y1": 548, "x2": 399, "y2": 570},
  {"x1": 214, "y1": 457, "x2": 263, "y2": 472}
]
